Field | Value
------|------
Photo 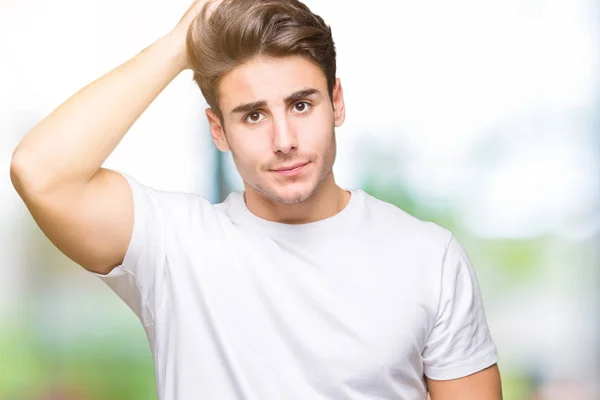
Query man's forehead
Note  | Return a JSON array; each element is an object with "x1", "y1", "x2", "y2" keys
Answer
[{"x1": 218, "y1": 55, "x2": 328, "y2": 110}]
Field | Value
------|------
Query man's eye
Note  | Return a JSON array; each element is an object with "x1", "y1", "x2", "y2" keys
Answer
[
  {"x1": 245, "y1": 112, "x2": 264, "y2": 124},
  {"x1": 293, "y1": 102, "x2": 311, "y2": 113}
]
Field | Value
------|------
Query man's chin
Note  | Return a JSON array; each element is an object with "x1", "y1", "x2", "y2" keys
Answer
[
  {"x1": 263, "y1": 182, "x2": 317, "y2": 205},
  {"x1": 271, "y1": 189, "x2": 312, "y2": 205}
]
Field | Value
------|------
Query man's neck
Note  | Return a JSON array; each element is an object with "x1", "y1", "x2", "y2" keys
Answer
[{"x1": 243, "y1": 173, "x2": 351, "y2": 225}]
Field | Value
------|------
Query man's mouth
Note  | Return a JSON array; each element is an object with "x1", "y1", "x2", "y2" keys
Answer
[{"x1": 271, "y1": 162, "x2": 309, "y2": 176}]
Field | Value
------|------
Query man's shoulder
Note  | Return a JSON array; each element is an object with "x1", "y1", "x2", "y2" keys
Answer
[
  {"x1": 120, "y1": 172, "x2": 224, "y2": 227},
  {"x1": 360, "y1": 190, "x2": 452, "y2": 247}
]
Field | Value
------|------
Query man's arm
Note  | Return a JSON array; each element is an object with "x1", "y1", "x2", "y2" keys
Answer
[
  {"x1": 426, "y1": 363, "x2": 503, "y2": 400},
  {"x1": 9, "y1": 1, "x2": 210, "y2": 275}
]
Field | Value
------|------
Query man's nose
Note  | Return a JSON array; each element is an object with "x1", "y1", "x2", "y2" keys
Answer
[{"x1": 271, "y1": 114, "x2": 298, "y2": 154}]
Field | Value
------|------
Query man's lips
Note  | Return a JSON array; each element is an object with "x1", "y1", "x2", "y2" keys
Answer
[
  {"x1": 272, "y1": 162, "x2": 308, "y2": 172},
  {"x1": 271, "y1": 162, "x2": 309, "y2": 176}
]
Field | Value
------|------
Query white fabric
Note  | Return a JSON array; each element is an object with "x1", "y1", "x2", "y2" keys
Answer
[{"x1": 95, "y1": 172, "x2": 499, "y2": 400}]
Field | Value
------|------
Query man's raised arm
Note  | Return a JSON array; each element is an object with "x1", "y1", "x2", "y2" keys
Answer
[{"x1": 9, "y1": 0, "x2": 213, "y2": 275}]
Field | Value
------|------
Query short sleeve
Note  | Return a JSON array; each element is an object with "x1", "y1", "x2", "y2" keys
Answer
[
  {"x1": 422, "y1": 235, "x2": 499, "y2": 380},
  {"x1": 91, "y1": 171, "x2": 169, "y2": 327}
]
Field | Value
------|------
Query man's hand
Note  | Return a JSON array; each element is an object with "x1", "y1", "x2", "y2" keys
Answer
[{"x1": 169, "y1": 0, "x2": 224, "y2": 71}]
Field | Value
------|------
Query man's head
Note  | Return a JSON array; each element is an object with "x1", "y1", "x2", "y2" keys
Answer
[{"x1": 186, "y1": 0, "x2": 345, "y2": 205}]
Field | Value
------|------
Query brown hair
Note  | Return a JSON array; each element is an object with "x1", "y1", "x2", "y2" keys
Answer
[{"x1": 186, "y1": 0, "x2": 337, "y2": 121}]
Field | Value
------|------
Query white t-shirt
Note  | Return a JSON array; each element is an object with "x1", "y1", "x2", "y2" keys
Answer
[{"x1": 95, "y1": 172, "x2": 499, "y2": 400}]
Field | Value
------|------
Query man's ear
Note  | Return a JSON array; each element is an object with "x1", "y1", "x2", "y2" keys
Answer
[
  {"x1": 332, "y1": 78, "x2": 346, "y2": 128},
  {"x1": 206, "y1": 108, "x2": 230, "y2": 152}
]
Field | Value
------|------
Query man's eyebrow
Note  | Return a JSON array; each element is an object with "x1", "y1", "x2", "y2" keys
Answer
[
  {"x1": 230, "y1": 88, "x2": 322, "y2": 115},
  {"x1": 231, "y1": 100, "x2": 267, "y2": 115},
  {"x1": 284, "y1": 88, "x2": 321, "y2": 103}
]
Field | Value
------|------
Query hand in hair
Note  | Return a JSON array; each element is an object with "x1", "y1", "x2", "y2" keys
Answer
[{"x1": 170, "y1": 0, "x2": 224, "y2": 69}]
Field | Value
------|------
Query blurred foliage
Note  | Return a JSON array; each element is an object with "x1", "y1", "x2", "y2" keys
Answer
[
  {"x1": 502, "y1": 373, "x2": 535, "y2": 400},
  {"x1": 0, "y1": 322, "x2": 157, "y2": 400},
  {"x1": 468, "y1": 237, "x2": 547, "y2": 281}
]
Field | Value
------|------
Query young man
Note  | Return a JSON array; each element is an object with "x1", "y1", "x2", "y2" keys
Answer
[{"x1": 10, "y1": 0, "x2": 502, "y2": 398}]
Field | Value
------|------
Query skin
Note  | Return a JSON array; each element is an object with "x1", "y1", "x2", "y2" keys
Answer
[
  {"x1": 427, "y1": 363, "x2": 503, "y2": 400},
  {"x1": 206, "y1": 55, "x2": 350, "y2": 224}
]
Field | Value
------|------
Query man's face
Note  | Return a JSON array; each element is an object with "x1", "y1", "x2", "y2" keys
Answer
[{"x1": 207, "y1": 55, "x2": 345, "y2": 205}]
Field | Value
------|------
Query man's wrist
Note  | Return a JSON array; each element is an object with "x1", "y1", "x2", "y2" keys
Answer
[{"x1": 158, "y1": 30, "x2": 190, "y2": 73}]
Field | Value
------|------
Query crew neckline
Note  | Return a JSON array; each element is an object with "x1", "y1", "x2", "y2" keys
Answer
[{"x1": 224, "y1": 189, "x2": 364, "y2": 237}]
